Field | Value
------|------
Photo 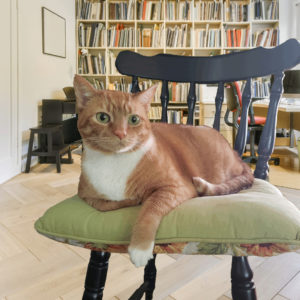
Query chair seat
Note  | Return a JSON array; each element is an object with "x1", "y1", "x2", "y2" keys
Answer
[
  {"x1": 35, "y1": 179, "x2": 300, "y2": 257},
  {"x1": 237, "y1": 116, "x2": 266, "y2": 125}
]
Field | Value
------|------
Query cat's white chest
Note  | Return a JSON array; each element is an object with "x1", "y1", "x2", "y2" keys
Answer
[{"x1": 82, "y1": 141, "x2": 151, "y2": 201}]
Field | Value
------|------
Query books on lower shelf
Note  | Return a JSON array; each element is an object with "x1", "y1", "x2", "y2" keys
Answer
[
  {"x1": 107, "y1": 24, "x2": 135, "y2": 47},
  {"x1": 149, "y1": 106, "x2": 162, "y2": 120},
  {"x1": 78, "y1": 23, "x2": 106, "y2": 47},
  {"x1": 193, "y1": 0, "x2": 221, "y2": 21},
  {"x1": 109, "y1": 0, "x2": 134, "y2": 20},
  {"x1": 88, "y1": 78, "x2": 105, "y2": 90},
  {"x1": 165, "y1": 0, "x2": 192, "y2": 20},
  {"x1": 166, "y1": 24, "x2": 190, "y2": 47},
  {"x1": 194, "y1": 26, "x2": 221, "y2": 48},
  {"x1": 137, "y1": 0, "x2": 163, "y2": 20},
  {"x1": 76, "y1": 0, "x2": 106, "y2": 19},
  {"x1": 78, "y1": 50, "x2": 106, "y2": 74},
  {"x1": 224, "y1": 1, "x2": 249, "y2": 22},
  {"x1": 108, "y1": 78, "x2": 132, "y2": 92},
  {"x1": 252, "y1": 28, "x2": 278, "y2": 47},
  {"x1": 137, "y1": 24, "x2": 164, "y2": 47},
  {"x1": 224, "y1": 28, "x2": 250, "y2": 47},
  {"x1": 253, "y1": 0, "x2": 278, "y2": 20}
]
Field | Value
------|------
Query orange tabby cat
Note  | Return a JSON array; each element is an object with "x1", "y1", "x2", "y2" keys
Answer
[{"x1": 74, "y1": 75, "x2": 254, "y2": 267}]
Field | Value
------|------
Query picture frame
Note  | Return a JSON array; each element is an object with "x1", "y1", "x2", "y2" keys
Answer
[{"x1": 42, "y1": 7, "x2": 66, "y2": 58}]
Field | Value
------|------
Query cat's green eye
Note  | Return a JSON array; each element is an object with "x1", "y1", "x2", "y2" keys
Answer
[
  {"x1": 128, "y1": 114, "x2": 140, "y2": 126},
  {"x1": 96, "y1": 112, "x2": 110, "y2": 124}
]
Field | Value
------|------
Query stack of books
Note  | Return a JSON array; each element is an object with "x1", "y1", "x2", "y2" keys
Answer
[
  {"x1": 224, "y1": 1, "x2": 249, "y2": 22},
  {"x1": 253, "y1": 0, "x2": 278, "y2": 20},
  {"x1": 137, "y1": 0, "x2": 162, "y2": 20},
  {"x1": 252, "y1": 28, "x2": 279, "y2": 47},
  {"x1": 224, "y1": 28, "x2": 250, "y2": 47},
  {"x1": 166, "y1": 24, "x2": 190, "y2": 47},
  {"x1": 109, "y1": 0, "x2": 134, "y2": 19},
  {"x1": 194, "y1": 26, "x2": 221, "y2": 48},
  {"x1": 77, "y1": 0, "x2": 106, "y2": 19},
  {"x1": 193, "y1": 0, "x2": 221, "y2": 20},
  {"x1": 165, "y1": 0, "x2": 192, "y2": 20},
  {"x1": 107, "y1": 24, "x2": 135, "y2": 47},
  {"x1": 78, "y1": 52, "x2": 106, "y2": 74},
  {"x1": 137, "y1": 24, "x2": 164, "y2": 47},
  {"x1": 78, "y1": 23, "x2": 106, "y2": 47}
]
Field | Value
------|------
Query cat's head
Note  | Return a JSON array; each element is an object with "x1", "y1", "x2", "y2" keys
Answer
[{"x1": 74, "y1": 75, "x2": 157, "y2": 153}]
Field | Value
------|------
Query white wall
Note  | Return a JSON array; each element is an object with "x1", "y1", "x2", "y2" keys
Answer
[{"x1": 18, "y1": 0, "x2": 76, "y2": 169}]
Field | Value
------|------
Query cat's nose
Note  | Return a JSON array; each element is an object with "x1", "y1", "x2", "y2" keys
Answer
[{"x1": 113, "y1": 130, "x2": 127, "y2": 140}]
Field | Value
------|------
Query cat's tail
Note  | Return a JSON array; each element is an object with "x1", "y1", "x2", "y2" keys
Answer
[{"x1": 192, "y1": 164, "x2": 254, "y2": 196}]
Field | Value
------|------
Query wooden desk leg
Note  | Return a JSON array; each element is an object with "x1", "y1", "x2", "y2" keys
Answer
[{"x1": 290, "y1": 112, "x2": 295, "y2": 148}]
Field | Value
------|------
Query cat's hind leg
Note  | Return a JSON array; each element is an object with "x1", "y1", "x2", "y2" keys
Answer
[{"x1": 192, "y1": 177, "x2": 219, "y2": 196}]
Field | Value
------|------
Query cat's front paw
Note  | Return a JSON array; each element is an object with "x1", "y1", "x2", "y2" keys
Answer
[{"x1": 128, "y1": 242, "x2": 154, "y2": 267}]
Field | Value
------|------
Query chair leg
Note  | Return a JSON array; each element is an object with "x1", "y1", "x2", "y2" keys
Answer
[
  {"x1": 56, "y1": 153, "x2": 61, "y2": 173},
  {"x1": 144, "y1": 254, "x2": 157, "y2": 300},
  {"x1": 231, "y1": 256, "x2": 257, "y2": 300},
  {"x1": 25, "y1": 131, "x2": 34, "y2": 173},
  {"x1": 82, "y1": 251, "x2": 111, "y2": 300}
]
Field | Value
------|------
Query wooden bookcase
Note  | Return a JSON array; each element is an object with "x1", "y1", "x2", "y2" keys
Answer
[{"x1": 75, "y1": 0, "x2": 279, "y2": 135}]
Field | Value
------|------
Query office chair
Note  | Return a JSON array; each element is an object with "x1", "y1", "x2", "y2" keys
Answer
[
  {"x1": 225, "y1": 81, "x2": 280, "y2": 165},
  {"x1": 35, "y1": 39, "x2": 300, "y2": 300}
]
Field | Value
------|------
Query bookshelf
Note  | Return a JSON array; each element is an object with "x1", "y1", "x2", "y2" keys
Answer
[{"x1": 76, "y1": 0, "x2": 279, "y2": 130}]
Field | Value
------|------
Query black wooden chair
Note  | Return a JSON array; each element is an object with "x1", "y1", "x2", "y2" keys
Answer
[{"x1": 35, "y1": 39, "x2": 300, "y2": 300}]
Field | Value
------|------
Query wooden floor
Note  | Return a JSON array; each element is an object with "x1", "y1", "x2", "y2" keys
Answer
[{"x1": 0, "y1": 150, "x2": 300, "y2": 300}]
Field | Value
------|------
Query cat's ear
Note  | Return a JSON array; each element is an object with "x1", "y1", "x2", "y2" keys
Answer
[
  {"x1": 73, "y1": 75, "x2": 97, "y2": 112},
  {"x1": 134, "y1": 84, "x2": 158, "y2": 110}
]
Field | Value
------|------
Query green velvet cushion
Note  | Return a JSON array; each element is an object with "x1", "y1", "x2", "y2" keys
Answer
[{"x1": 35, "y1": 179, "x2": 300, "y2": 252}]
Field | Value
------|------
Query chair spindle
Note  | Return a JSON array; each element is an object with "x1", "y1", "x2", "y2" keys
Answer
[
  {"x1": 187, "y1": 82, "x2": 196, "y2": 125},
  {"x1": 213, "y1": 82, "x2": 224, "y2": 131},
  {"x1": 131, "y1": 76, "x2": 141, "y2": 93},
  {"x1": 234, "y1": 78, "x2": 252, "y2": 156},
  {"x1": 254, "y1": 72, "x2": 284, "y2": 179},
  {"x1": 160, "y1": 80, "x2": 169, "y2": 123}
]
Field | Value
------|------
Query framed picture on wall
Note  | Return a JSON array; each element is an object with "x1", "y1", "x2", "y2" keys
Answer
[{"x1": 42, "y1": 7, "x2": 66, "y2": 58}]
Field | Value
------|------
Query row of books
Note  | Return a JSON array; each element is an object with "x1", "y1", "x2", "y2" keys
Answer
[
  {"x1": 148, "y1": 106, "x2": 162, "y2": 120},
  {"x1": 78, "y1": 53, "x2": 106, "y2": 75},
  {"x1": 253, "y1": 0, "x2": 278, "y2": 20},
  {"x1": 252, "y1": 28, "x2": 279, "y2": 47},
  {"x1": 107, "y1": 24, "x2": 135, "y2": 47},
  {"x1": 241, "y1": 78, "x2": 271, "y2": 98},
  {"x1": 76, "y1": 0, "x2": 106, "y2": 20},
  {"x1": 224, "y1": 2, "x2": 249, "y2": 22},
  {"x1": 166, "y1": 24, "x2": 190, "y2": 47},
  {"x1": 108, "y1": 78, "x2": 132, "y2": 92},
  {"x1": 165, "y1": 0, "x2": 192, "y2": 20},
  {"x1": 194, "y1": 27, "x2": 221, "y2": 48},
  {"x1": 194, "y1": 1, "x2": 221, "y2": 21},
  {"x1": 137, "y1": 0, "x2": 162, "y2": 20},
  {"x1": 78, "y1": 23, "x2": 106, "y2": 47},
  {"x1": 224, "y1": 28, "x2": 250, "y2": 47},
  {"x1": 108, "y1": 0, "x2": 134, "y2": 20},
  {"x1": 137, "y1": 25, "x2": 164, "y2": 47}
]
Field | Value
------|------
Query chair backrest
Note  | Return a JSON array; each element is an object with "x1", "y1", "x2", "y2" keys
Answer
[{"x1": 115, "y1": 38, "x2": 300, "y2": 180}]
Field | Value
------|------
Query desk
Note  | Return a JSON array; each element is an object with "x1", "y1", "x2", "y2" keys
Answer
[{"x1": 253, "y1": 100, "x2": 300, "y2": 147}]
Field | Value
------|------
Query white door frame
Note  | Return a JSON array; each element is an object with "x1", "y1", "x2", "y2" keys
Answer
[{"x1": 0, "y1": 0, "x2": 21, "y2": 184}]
